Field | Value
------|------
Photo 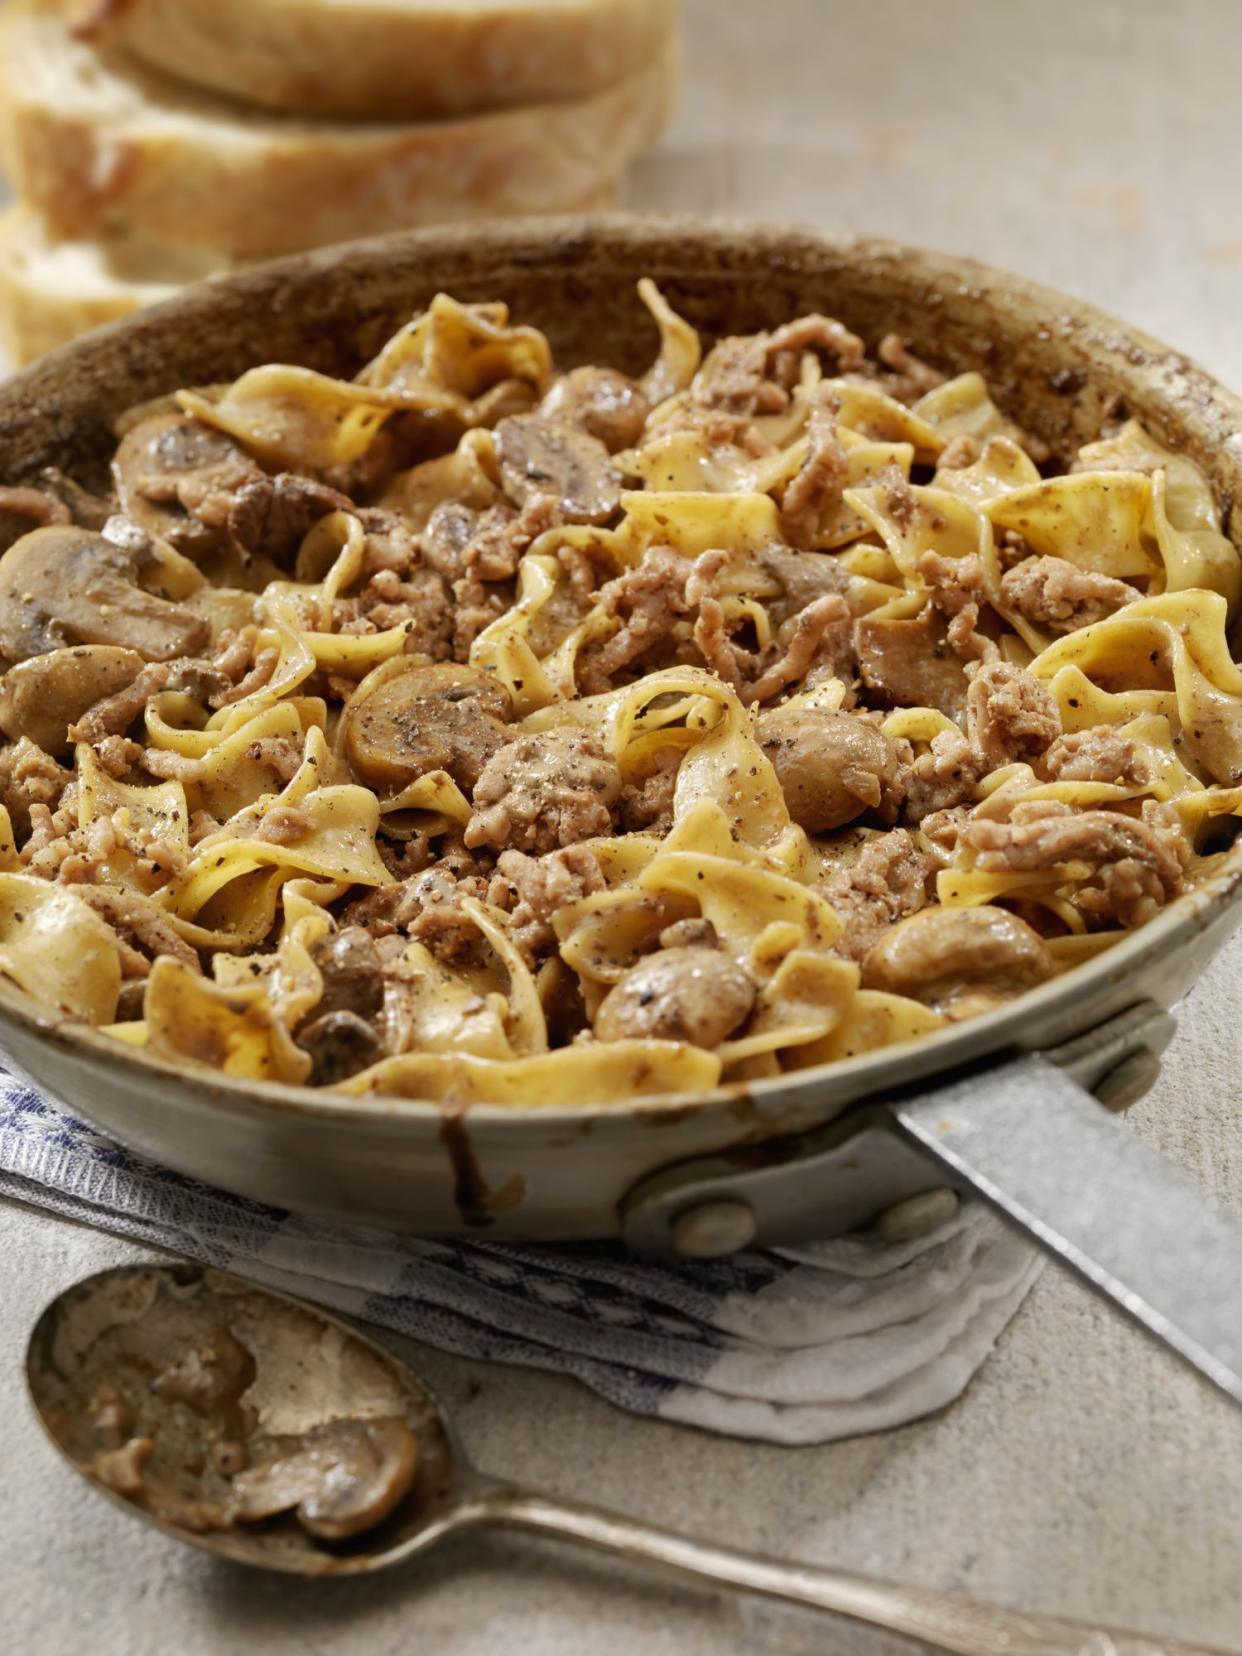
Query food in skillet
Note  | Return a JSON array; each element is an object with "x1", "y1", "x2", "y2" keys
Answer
[{"x1": 0, "y1": 285, "x2": 1238, "y2": 1104}]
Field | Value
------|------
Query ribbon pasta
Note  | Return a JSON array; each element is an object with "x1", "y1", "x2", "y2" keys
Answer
[{"x1": 0, "y1": 285, "x2": 1236, "y2": 1109}]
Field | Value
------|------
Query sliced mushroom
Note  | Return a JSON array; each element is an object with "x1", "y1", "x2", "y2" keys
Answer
[
  {"x1": 0, "y1": 644, "x2": 146, "y2": 753},
  {"x1": 658, "y1": 917, "x2": 720, "y2": 950},
  {"x1": 539, "y1": 367, "x2": 651, "y2": 454},
  {"x1": 594, "y1": 947, "x2": 757, "y2": 1048},
  {"x1": 854, "y1": 611, "x2": 968, "y2": 719},
  {"x1": 0, "y1": 469, "x2": 116, "y2": 551},
  {"x1": 0, "y1": 484, "x2": 71, "y2": 560},
  {"x1": 860, "y1": 906, "x2": 1053, "y2": 1017},
  {"x1": 343, "y1": 661, "x2": 513, "y2": 793},
  {"x1": 0, "y1": 484, "x2": 70, "y2": 527},
  {"x1": 0, "y1": 527, "x2": 211, "y2": 665},
  {"x1": 297, "y1": 1009, "x2": 383, "y2": 1087},
  {"x1": 151, "y1": 1326, "x2": 256, "y2": 1419},
  {"x1": 757, "y1": 706, "x2": 905, "y2": 833},
  {"x1": 112, "y1": 411, "x2": 260, "y2": 557},
  {"x1": 230, "y1": 1415, "x2": 418, "y2": 1541},
  {"x1": 309, "y1": 926, "x2": 384, "y2": 1019},
  {"x1": 495, "y1": 413, "x2": 622, "y2": 523},
  {"x1": 420, "y1": 501, "x2": 479, "y2": 583},
  {"x1": 759, "y1": 548, "x2": 851, "y2": 625},
  {"x1": 37, "y1": 467, "x2": 115, "y2": 531}
]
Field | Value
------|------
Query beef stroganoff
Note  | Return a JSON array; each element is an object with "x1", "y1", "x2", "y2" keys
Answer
[{"x1": 0, "y1": 284, "x2": 1239, "y2": 1104}]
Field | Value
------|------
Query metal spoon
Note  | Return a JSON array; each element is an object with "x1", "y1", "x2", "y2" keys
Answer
[{"x1": 26, "y1": 1263, "x2": 1232, "y2": 1656}]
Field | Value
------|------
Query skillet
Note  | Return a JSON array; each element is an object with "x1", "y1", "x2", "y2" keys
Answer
[{"x1": 0, "y1": 216, "x2": 1239, "y2": 1402}]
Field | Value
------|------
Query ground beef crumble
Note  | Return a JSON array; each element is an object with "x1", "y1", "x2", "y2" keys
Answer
[
  {"x1": 965, "y1": 799, "x2": 1189, "y2": 928},
  {"x1": 70, "y1": 884, "x2": 200, "y2": 973},
  {"x1": 691, "y1": 316, "x2": 865, "y2": 418},
  {"x1": 465, "y1": 729, "x2": 622, "y2": 856},
  {"x1": 1000, "y1": 556, "x2": 1140, "y2": 634},
  {"x1": 917, "y1": 550, "x2": 996, "y2": 663},
  {"x1": 618, "y1": 747, "x2": 682, "y2": 833},
  {"x1": 488, "y1": 845, "x2": 606, "y2": 964},
  {"x1": 902, "y1": 728, "x2": 985, "y2": 822},
  {"x1": 0, "y1": 737, "x2": 69, "y2": 832},
  {"x1": 339, "y1": 865, "x2": 490, "y2": 964},
  {"x1": 819, "y1": 830, "x2": 936, "y2": 962},
  {"x1": 780, "y1": 384, "x2": 848, "y2": 549},
  {"x1": 966, "y1": 659, "x2": 1063, "y2": 772},
  {"x1": 1044, "y1": 728, "x2": 1150, "y2": 787},
  {"x1": 873, "y1": 333, "x2": 946, "y2": 401},
  {"x1": 691, "y1": 548, "x2": 851, "y2": 704},
  {"x1": 577, "y1": 546, "x2": 690, "y2": 695}
]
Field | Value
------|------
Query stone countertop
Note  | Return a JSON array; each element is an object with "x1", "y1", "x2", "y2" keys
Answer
[{"x1": 3, "y1": 2, "x2": 1242, "y2": 1651}]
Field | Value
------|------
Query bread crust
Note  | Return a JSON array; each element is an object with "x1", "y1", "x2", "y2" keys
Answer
[
  {"x1": 2, "y1": 6, "x2": 676, "y2": 258},
  {"x1": 66, "y1": 0, "x2": 679, "y2": 121},
  {"x1": 0, "y1": 208, "x2": 197, "y2": 365}
]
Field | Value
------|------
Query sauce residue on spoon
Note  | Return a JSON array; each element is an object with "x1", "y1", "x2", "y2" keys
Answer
[{"x1": 36, "y1": 1268, "x2": 420, "y2": 1542}]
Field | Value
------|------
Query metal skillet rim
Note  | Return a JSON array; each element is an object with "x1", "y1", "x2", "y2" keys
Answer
[{"x1": 0, "y1": 213, "x2": 1240, "y2": 1132}]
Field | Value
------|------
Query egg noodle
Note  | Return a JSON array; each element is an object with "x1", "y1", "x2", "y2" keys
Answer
[{"x1": 0, "y1": 286, "x2": 1238, "y2": 1105}]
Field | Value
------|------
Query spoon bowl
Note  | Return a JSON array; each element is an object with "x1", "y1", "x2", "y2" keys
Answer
[
  {"x1": 26, "y1": 1262, "x2": 464, "y2": 1576},
  {"x1": 25, "y1": 1262, "x2": 1235, "y2": 1654}
]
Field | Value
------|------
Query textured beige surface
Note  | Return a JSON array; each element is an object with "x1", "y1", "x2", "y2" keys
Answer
[{"x1": 3, "y1": 1, "x2": 1242, "y2": 1651}]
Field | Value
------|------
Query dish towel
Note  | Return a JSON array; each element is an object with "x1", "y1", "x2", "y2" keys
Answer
[{"x1": 0, "y1": 1067, "x2": 1043, "y2": 1445}]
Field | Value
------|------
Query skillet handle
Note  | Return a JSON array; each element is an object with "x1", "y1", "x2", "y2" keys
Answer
[
  {"x1": 622, "y1": 1003, "x2": 1242, "y2": 1407},
  {"x1": 891, "y1": 1052, "x2": 1242, "y2": 1406}
]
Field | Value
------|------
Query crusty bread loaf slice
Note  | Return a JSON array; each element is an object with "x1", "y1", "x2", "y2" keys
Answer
[
  {"x1": 0, "y1": 207, "x2": 231, "y2": 366},
  {"x1": 66, "y1": 0, "x2": 679, "y2": 122},
  {"x1": 0, "y1": 3, "x2": 676, "y2": 259}
]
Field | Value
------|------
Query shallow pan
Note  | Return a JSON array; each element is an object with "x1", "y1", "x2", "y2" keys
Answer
[{"x1": 0, "y1": 216, "x2": 1240, "y2": 1400}]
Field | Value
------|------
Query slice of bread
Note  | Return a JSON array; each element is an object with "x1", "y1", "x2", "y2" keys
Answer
[
  {"x1": 0, "y1": 207, "x2": 226, "y2": 365},
  {"x1": 66, "y1": 0, "x2": 680, "y2": 122},
  {"x1": 0, "y1": 4, "x2": 676, "y2": 259}
]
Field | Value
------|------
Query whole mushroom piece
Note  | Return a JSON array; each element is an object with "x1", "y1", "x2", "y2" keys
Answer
[
  {"x1": 594, "y1": 947, "x2": 757, "y2": 1049},
  {"x1": 757, "y1": 705, "x2": 905, "y2": 834},
  {"x1": 861, "y1": 906, "x2": 1054, "y2": 1018}
]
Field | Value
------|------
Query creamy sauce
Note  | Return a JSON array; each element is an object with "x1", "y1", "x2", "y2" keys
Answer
[{"x1": 34, "y1": 1268, "x2": 421, "y2": 1543}]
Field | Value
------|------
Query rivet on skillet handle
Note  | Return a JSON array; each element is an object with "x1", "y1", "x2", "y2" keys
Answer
[{"x1": 621, "y1": 1002, "x2": 1242, "y2": 1408}]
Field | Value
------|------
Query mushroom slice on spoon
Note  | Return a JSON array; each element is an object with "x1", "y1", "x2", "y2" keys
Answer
[{"x1": 231, "y1": 1416, "x2": 419, "y2": 1541}]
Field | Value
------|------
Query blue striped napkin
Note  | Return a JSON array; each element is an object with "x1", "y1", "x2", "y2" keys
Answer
[{"x1": 0, "y1": 1068, "x2": 1041, "y2": 1443}]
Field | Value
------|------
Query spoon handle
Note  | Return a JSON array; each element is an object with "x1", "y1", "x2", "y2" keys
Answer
[{"x1": 455, "y1": 1480, "x2": 1230, "y2": 1656}]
